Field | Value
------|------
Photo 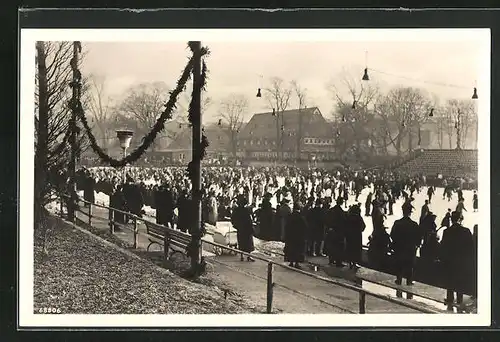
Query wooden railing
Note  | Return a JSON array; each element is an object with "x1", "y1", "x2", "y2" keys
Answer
[{"x1": 60, "y1": 194, "x2": 442, "y2": 314}]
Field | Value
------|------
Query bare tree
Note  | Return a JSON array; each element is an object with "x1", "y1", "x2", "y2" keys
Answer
[
  {"x1": 84, "y1": 74, "x2": 116, "y2": 149},
  {"x1": 328, "y1": 68, "x2": 380, "y2": 159},
  {"x1": 218, "y1": 94, "x2": 249, "y2": 158},
  {"x1": 117, "y1": 82, "x2": 170, "y2": 151},
  {"x1": 265, "y1": 77, "x2": 292, "y2": 160},
  {"x1": 446, "y1": 98, "x2": 476, "y2": 149},
  {"x1": 291, "y1": 80, "x2": 307, "y2": 159},
  {"x1": 375, "y1": 86, "x2": 432, "y2": 156}
]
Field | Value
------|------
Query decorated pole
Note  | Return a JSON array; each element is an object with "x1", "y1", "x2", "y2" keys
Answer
[
  {"x1": 68, "y1": 41, "x2": 81, "y2": 223},
  {"x1": 190, "y1": 41, "x2": 203, "y2": 272}
]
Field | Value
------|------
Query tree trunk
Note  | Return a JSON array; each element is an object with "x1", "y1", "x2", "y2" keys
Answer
[{"x1": 35, "y1": 41, "x2": 50, "y2": 229}]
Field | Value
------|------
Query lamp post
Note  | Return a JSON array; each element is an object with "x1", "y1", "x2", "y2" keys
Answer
[
  {"x1": 116, "y1": 129, "x2": 134, "y2": 179},
  {"x1": 190, "y1": 41, "x2": 203, "y2": 274}
]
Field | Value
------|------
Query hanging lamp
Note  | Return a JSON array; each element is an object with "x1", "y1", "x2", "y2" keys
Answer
[
  {"x1": 218, "y1": 119, "x2": 222, "y2": 126},
  {"x1": 472, "y1": 87, "x2": 478, "y2": 99},
  {"x1": 272, "y1": 108, "x2": 276, "y2": 116},
  {"x1": 429, "y1": 108, "x2": 434, "y2": 117},
  {"x1": 362, "y1": 51, "x2": 369, "y2": 81},
  {"x1": 256, "y1": 88, "x2": 262, "y2": 98}
]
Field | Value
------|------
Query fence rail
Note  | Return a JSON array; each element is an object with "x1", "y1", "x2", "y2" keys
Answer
[{"x1": 61, "y1": 193, "x2": 442, "y2": 314}]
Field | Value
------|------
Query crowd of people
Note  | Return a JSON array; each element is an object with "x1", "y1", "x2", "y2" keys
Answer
[{"x1": 73, "y1": 164, "x2": 478, "y2": 304}]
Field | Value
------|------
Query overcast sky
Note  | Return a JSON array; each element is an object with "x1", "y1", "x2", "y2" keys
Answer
[{"x1": 81, "y1": 39, "x2": 484, "y2": 123}]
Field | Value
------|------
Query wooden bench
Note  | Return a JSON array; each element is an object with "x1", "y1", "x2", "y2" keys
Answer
[{"x1": 144, "y1": 220, "x2": 192, "y2": 259}]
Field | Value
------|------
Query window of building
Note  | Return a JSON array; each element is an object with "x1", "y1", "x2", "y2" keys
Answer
[
  {"x1": 243, "y1": 140, "x2": 247, "y2": 146},
  {"x1": 257, "y1": 140, "x2": 261, "y2": 145},
  {"x1": 250, "y1": 140, "x2": 254, "y2": 145}
]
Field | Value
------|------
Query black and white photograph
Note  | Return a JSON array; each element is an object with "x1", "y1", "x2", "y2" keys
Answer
[{"x1": 19, "y1": 27, "x2": 490, "y2": 327}]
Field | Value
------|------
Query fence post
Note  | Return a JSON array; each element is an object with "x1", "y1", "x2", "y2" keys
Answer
[
  {"x1": 163, "y1": 227, "x2": 169, "y2": 261},
  {"x1": 133, "y1": 217, "x2": 138, "y2": 249},
  {"x1": 266, "y1": 262, "x2": 274, "y2": 314},
  {"x1": 359, "y1": 291, "x2": 366, "y2": 314},
  {"x1": 88, "y1": 202, "x2": 92, "y2": 225},
  {"x1": 109, "y1": 208, "x2": 115, "y2": 234}
]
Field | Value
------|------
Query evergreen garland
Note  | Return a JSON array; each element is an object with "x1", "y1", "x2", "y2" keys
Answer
[{"x1": 73, "y1": 42, "x2": 208, "y2": 168}]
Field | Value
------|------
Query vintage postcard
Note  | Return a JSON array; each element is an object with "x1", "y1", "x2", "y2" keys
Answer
[{"x1": 19, "y1": 27, "x2": 491, "y2": 327}]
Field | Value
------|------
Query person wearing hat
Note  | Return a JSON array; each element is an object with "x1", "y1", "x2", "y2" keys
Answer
[
  {"x1": 473, "y1": 191, "x2": 478, "y2": 212},
  {"x1": 277, "y1": 197, "x2": 292, "y2": 242},
  {"x1": 345, "y1": 203, "x2": 366, "y2": 269},
  {"x1": 231, "y1": 195, "x2": 255, "y2": 262},
  {"x1": 284, "y1": 201, "x2": 308, "y2": 269},
  {"x1": 419, "y1": 212, "x2": 439, "y2": 262},
  {"x1": 255, "y1": 193, "x2": 275, "y2": 240},
  {"x1": 419, "y1": 199, "x2": 430, "y2": 225},
  {"x1": 307, "y1": 198, "x2": 326, "y2": 257},
  {"x1": 439, "y1": 211, "x2": 474, "y2": 307},
  {"x1": 390, "y1": 204, "x2": 421, "y2": 286},
  {"x1": 325, "y1": 197, "x2": 347, "y2": 267},
  {"x1": 122, "y1": 175, "x2": 144, "y2": 219}
]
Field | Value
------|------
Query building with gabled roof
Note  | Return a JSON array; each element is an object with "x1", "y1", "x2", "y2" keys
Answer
[{"x1": 237, "y1": 106, "x2": 337, "y2": 160}]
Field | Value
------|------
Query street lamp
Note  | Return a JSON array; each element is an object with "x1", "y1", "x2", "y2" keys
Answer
[{"x1": 116, "y1": 129, "x2": 134, "y2": 180}]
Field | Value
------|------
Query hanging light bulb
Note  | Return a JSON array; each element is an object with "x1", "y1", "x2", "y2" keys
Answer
[
  {"x1": 352, "y1": 100, "x2": 357, "y2": 109},
  {"x1": 428, "y1": 108, "x2": 434, "y2": 117},
  {"x1": 362, "y1": 50, "x2": 369, "y2": 81},
  {"x1": 362, "y1": 68, "x2": 370, "y2": 81},
  {"x1": 472, "y1": 87, "x2": 478, "y2": 99},
  {"x1": 218, "y1": 119, "x2": 222, "y2": 126},
  {"x1": 256, "y1": 88, "x2": 262, "y2": 98}
]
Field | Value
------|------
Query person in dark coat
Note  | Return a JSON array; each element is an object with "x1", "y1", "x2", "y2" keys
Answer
[
  {"x1": 83, "y1": 172, "x2": 96, "y2": 206},
  {"x1": 157, "y1": 184, "x2": 175, "y2": 228},
  {"x1": 419, "y1": 213, "x2": 440, "y2": 262},
  {"x1": 307, "y1": 198, "x2": 326, "y2": 256},
  {"x1": 231, "y1": 195, "x2": 255, "y2": 262},
  {"x1": 122, "y1": 176, "x2": 144, "y2": 218},
  {"x1": 255, "y1": 193, "x2": 275, "y2": 240},
  {"x1": 325, "y1": 197, "x2": 347, "y2": 267},
  {"x1": 284, "y1": 201, "x2": 308, "y2": 268},
  {"x1": 420, "y1": 199, "x2": 430, "y2": 225},
  {"x1": 345, "y1": 204, "x2": 366, "y2": 269},
  {"x1": 109, "y1": 184, "x2": 126, "y2": 228},
  {"x1": 176, "y1": 190, "x2": 191, "y2": 233},
  {"x1": 440, "y1": 208, "x2": 452, "y2": 229},
  {"x1": 427, "y1": 186, "x2": 435, "y2": 204},
  {"x1": 154, "y1": 185, "x2": 166, "y2": 225},
  {"x1": 473, "y1": 191, "x2": 478, "y2": 212},
  {"x1": 440, "y1": 211, "x2": 474, "y2": 306},
  {"x1": 390, "y1": 205, "x2": 422, "y2": 285},
  {"x1": 365, "y1": 192, "x2": 373, "y2": 216}
]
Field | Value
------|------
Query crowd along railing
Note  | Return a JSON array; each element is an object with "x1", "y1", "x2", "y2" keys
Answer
[{"x1": 60, "y1": 193, "x2": 442, "y2": 315}]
